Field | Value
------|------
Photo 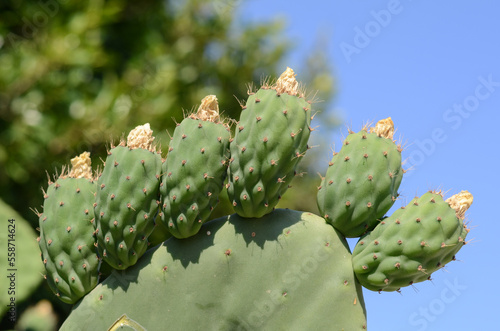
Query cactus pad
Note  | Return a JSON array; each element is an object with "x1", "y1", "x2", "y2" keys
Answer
[
  {"x1": 38, "y1": 152, "x2": 99, "y2": 304},
  {"x1": 228, "y1": 68, "x2": 312, "y2": 218},
  {"x1": 352, "y1": 191, "x2": 472, "y2": 292},
  {"x1": 317, "y1": 118, "x2": 403, "y2": 237},
  {"x1": 95, "y1": 124, "x2": 162, "y2": 270},
  {"x1": 161, "y1": 96, "x2": 231, "y2": 238},
  {"x1": 61, "y1": 209, "x2": 366, "y2": 330}
]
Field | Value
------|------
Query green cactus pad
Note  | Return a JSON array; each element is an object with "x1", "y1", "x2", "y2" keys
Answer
[
  {"x1": 38, "y1": 170, "x2": 98, "y2": 304},
  {"x1": 95, "y1": 141, "x2": 162, "y2": 270},
  {"x1": 61, "y1": 210, "x2": 367, "y2": 330},
  {"x1": 317, "y1": 119, "x2": 402, "y2": 237},
  {"x1": 352, "y1": 191, "x2": 471, "y2": 292},
  {"x1": 228, "y1": 69, "x2": 312, "y2": 218},
  {"x1": 161, "y1": 108, "x2": 230, "y2": 239}
]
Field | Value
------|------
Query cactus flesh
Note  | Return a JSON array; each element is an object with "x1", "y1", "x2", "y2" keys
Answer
[
  {"x1": 35, "y1": 68, "x2": 474, "y2": 330},
  {"x1": 228, "y1": 68, "x2": 312, "y2": 218},
  {"x1": 95, "y1": 124, "x2": 162, "y2": 269},
  {"x1": 38, "y1": 152, "x2": 99, "y2": 304},
  {"x1": 61, "y1": 210, "x2": 367, "y2": 330},
  {"x1": 317, "y1": 118, "x2": 403, "y2": 237},
  {"x1": 160, "y1": 96, "x2": 231, "y2": 238},
  {"x1": 352, "y1": 191, "x2": 472, "y2": 292}
]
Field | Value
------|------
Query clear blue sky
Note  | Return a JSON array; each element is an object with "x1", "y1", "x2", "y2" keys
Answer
[{"x1": 238, "y1": 1, "x2": 498, "y2": 329}]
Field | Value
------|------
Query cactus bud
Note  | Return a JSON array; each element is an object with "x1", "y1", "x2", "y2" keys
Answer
[
  {"x1": 446, "y1": 190, "x2": 473, "y2": 219},
  {"x1": 370, "y1": 117, "x2": 395, "y2": 140},
  {"x1": 127, "y1": 123, "x2": 155, "y2": 151},
  {"x1": 274, "y1": 67, "x2": 298, "y2": 96},
  {"x1": 68, "y1": 152, "x2": 92, "y2": 180},
  {"x1": 195, "y1": 95, "x2": 220, "y2": 123}
]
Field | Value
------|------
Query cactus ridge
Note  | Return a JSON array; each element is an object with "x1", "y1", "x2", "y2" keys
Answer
[
  {"x1": 228, "y1": 87, "x2": 312, "y2": 218},
  {"x1": 352, "y1": 191, "x2": 470, "y2": 292},
  {"x1": 38, "y1": 174, "x2": 98, "y2": 304},
  {"x1": 317, "y1": 122, "x2": 403, "y2": 237},
  {"x1": 161, "y1": 114, "x2": 231, "y2": 238},
  {"x1": 95, "y1": 145, "x2": 162, "y2": 270}
]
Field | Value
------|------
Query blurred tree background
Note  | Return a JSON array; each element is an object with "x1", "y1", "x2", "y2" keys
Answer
[{"x1": 0, "y1": 0, "x2": 336, "y2": 328}]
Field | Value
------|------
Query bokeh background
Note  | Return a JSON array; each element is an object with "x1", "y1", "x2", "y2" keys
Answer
[{"x1": 1, "y1": 0, "x2": 497, "y2": 329}]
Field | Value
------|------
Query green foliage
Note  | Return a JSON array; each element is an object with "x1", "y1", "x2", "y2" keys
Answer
[
  {"x1": 1, "y1": 1, "x2": 335, "y2": 326},
  {"x1": 61, "y1": 209, "x2": 367, "y2": 330},
  {"x1": 0, "y1": 0, "x2": 313, "y2": 226},
  {"x1": 0, "y1": 199, "x2": 44, "y2": 318},
  {"x1": 15, "y1": 300, "x2": 58, "y2": 331}
]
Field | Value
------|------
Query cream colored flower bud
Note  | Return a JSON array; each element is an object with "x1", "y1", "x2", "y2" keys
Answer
[
  {"x1": 370, "y1": 117, "x2": 395, "y2": 140},
  {"x1": 446, "y1": 190, "x2": 473, "y2": 219},
  {"x1": 274, "y1": 67, "x2": 299, "y2": 96},
  {"x1": 127, "y1": 123, "x2": 155, "y2": 151},
  {"x1": 196, "y1": 95, "x2": 220, "y2": 122},
  {"x1": 68, "y1": 152, "x2": 92, "y2": 179}
]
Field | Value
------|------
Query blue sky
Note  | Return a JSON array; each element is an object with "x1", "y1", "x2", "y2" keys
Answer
[{"x1": 238, "y1": 1, "x2": 498, "y2": 330}]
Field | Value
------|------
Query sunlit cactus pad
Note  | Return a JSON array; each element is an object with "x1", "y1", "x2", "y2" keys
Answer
[{"x1": 61, "y1": 210, "x2": 367, "y2": 330}]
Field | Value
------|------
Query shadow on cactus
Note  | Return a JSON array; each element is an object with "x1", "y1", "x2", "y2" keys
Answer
[{"x1": 35, "y1": 68, "x2": 473, "y2": 330}]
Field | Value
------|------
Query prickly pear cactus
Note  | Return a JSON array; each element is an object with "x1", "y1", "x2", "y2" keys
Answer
[
  {"x1": 61, "y1": 210, "x2": 367, "y2": 330},
  {"x1": 37, "y1": 152, "x2": 99, "y2": 304},
  {"x1": 352, "y1": 191, "x2": 472, "y2": 292},
  {"x1": 94, "y1": 124, "x2": 163, "y2": 270},
  {"x1": 227, "y1": 68, "x2": 312, "y2": 218},
  {"x1": 317, "y1": 118, "x2": 403, "y2": 238},
  {"x1": 35, "y1": 67, "x2": 474, "y2": 330},
  {"x1": 160, "y1": 95, "x2": 231, "y2": 238}
]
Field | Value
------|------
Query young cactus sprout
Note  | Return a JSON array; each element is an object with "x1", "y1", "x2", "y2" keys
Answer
[
  {"x1": 317, "y1": 117, "x2": 403, "y2": 237},
  {"x1": 352, "y1": 190, "x2": 473, "y2": 292},
  {"x1": 38, "y1": 152, "x2": 99, "y2": 304},
  {"x1": 95, "y1": 124, "x2": 162, "y2": 270},
  {"x1": 228, "y1": 67, "x2": 312, "y2": 218},
  {"x1": 160, "y1": 95, "x2": 231, "y2": 239}
]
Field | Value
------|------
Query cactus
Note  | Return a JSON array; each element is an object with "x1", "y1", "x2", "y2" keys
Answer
[
  {"x1": 61, "y1": 210, "x2": 367, "y2": 330},
  {"x1": 95, "y1": 124, "x2": 163, "y2": 270},
  {"x1": 160, "y1": 95, "x2": 231, "y2": 238},
  {"x1": 37, "y1": 152, "x2": 99, "y2": 304},
  {"x1": 317, "y1": 118, "x2": 403, "y2": 237},
  {"x1": 227, "y1": 68, "x2": 312, "y2": 218},
  {"x1": 352, "y1": 190, "x2": 472, "y2": 292},
  {"x1": 35, "y1": 68, "x2": 473, "y2": 330}
]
